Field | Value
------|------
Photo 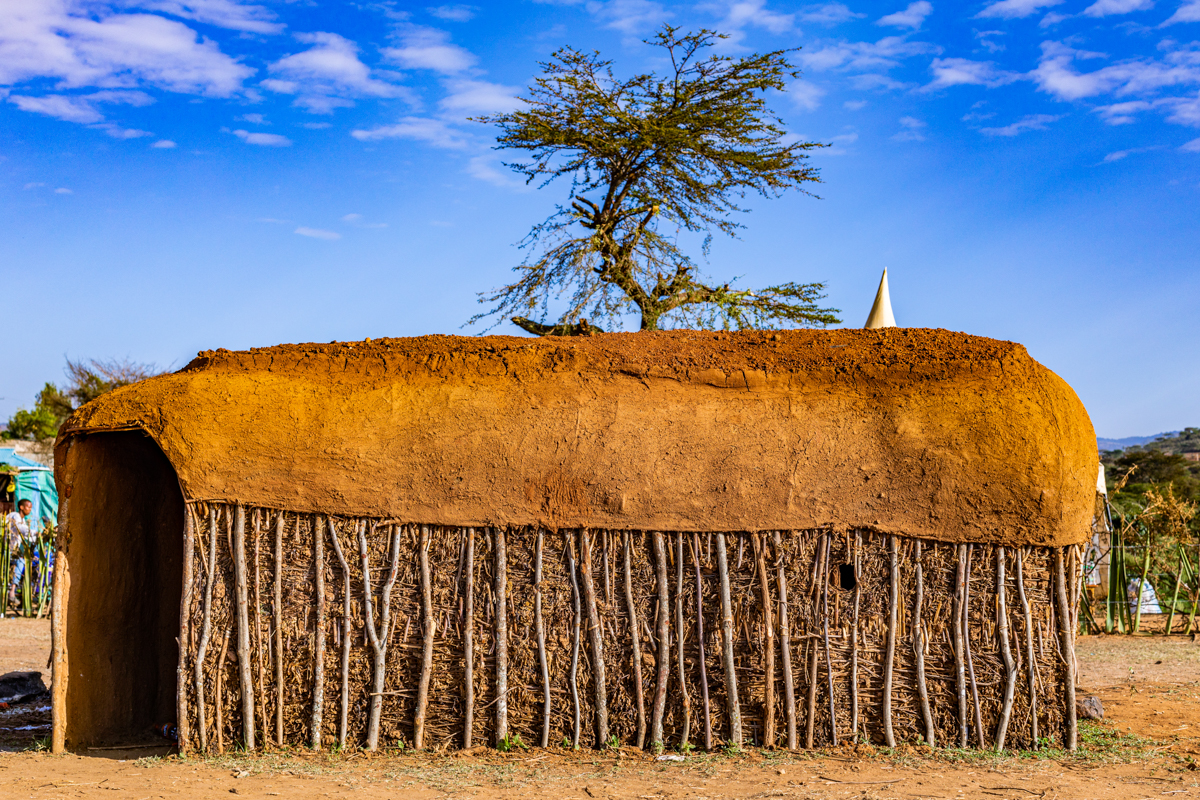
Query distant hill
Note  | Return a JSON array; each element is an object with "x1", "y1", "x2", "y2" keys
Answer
[
  {"x1": 1097, "y1": 432, "x2": 1178, "y2": 452},
  {"x1": 1099, "y1": 429, "x2": 1200, "y2": 455}
]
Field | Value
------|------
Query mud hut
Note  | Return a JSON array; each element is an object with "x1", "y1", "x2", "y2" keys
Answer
[{"x1": 49, "y1": 328, "x2": 1097, "y2": 755}]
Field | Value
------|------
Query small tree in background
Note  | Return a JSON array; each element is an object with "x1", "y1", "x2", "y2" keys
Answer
[
  {"x1": 471, "y1": 26, "x2": 840, "y2": 335},
  {"x1": 3, "y1": 358, "x2": 160, "y2": 441}
]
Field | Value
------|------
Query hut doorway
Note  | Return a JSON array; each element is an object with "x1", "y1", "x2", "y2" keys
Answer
[{"x1": 63, "y1": 431, "x2": 184, "y2": 747}]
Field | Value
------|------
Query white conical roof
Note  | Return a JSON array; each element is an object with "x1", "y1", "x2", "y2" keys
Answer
[{"x1": 864, "y1": 268, "x2": 896, "y2": 329}]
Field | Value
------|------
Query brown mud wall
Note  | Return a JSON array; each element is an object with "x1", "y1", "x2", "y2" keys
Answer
[
  {"x1": 182, "y1": 503, "x2": 1073, "y2": 753},
  {"x1": 58, "y1": 329, "x2": 1098, "y2": 549}
]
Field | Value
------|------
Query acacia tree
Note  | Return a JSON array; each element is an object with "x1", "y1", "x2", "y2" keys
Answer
[{"x1": 471, "y1": 26, "x2": 840, "y2": 335}]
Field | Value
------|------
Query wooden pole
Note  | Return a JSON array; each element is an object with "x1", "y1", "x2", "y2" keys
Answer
[
  {"x1": 821, "y1": 534, "x2": 837, "y2": 747},
  {"x1": 755, "y1": 533, "x2": 776, "y2": 748},
  {"x1": 176, "y1": 504, "x2": 195, "y2": 753},
  {"x1": 627, "y1": 531, "x2": 647, "y2": 749},
  {"x1": 691, "y1": 533, "x2": 712, "y2": 751},
  {"x1": 912, "y1": 540, "x2": 934, "y2": 748},
  {"x1": 715, "y1": 533, "x2": 742, "y2": 747},
  {"x1": 414, "y1": 525, "x2": 435, "y2": 749},
  {"x1": 566, "y1": 532, "x2": 582, "y2": 748},
  {"x1": 464, "y1": 528, "x2": 476, "y2": 749},
  {"x1": 673, "y1": 532, "x2": 691, "y2": 750},
  {"x1": 850, "y1": 530, "x2": 860, "y2": 743},
  {"x1": 964, "y1": 544, "x2": 986, "y2": 747},
  {"x1": 1166, "y1": 546, "x2": 1184, "y2": 635},
  {"x1": 650, "y1": 531, "x2": 671, "y2": 750},
  {"x1": 953, "y1": 543, "x2": 968, "y2": 748},
  {"x1": 495, "y1": 527, "x2": 510, "y2": 746},
  {"x1": 195, "y1": 506, "x2": 219, "y2": 753},
  {"x1": 274, "y1": 512, "x2": 284, "y2": 744},
  {"x1": 773, "y1": 531, "x2": 797, "y2": 750},
  {"x1": 50, "y1": 491, "x2": 72, "y2": 755},
  {"x1": 233, "y1": 505, "x2": 256, "y2": 750},
  {"x1": 1055, "y1": 548, "x2": 1078, "y2": 751},
  {"x1": 327, "y1": 519, "x2": 353, "y2": 749},
  {"x1": 995, "y1": 546, "x2": 1018, "y2": 751},
  {"x1": 310, "y1": 514, "x2": 325, "y2": 749},
  {"x1": 881, "y1": 536, "x2": 898, "y2": 748},
  {"x1": 536, "y1": 530, "x2": 552, "y2": 748},
  {"x1": 579, "y1": 529, "x2": 609, "y2": 747},
  {"x1": 253, "y1": 512, "x2": 267, "y2": 747},
  {"x1": 1015, "y1": 547, "x2": 1037, "y2": 748},
  {"x1": 804, "y1": 639, "x2": 817, "y2": 749},
  {"x1": 360, "y1": 521, "x2": 401, "y2": 751}
]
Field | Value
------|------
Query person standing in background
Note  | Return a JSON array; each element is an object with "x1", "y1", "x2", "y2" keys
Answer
[{"x1": 5, "y1": 498, "x2": 35, "y2": 605}]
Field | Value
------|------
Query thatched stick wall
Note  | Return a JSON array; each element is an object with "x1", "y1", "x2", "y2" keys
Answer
[{"x1": 179, "y1": 501, "x2": 1073, "y2": 753}]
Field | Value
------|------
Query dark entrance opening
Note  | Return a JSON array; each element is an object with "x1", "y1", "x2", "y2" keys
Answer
[{"x1": 64, "y1": 431, "x2": 183, "y2": 748}]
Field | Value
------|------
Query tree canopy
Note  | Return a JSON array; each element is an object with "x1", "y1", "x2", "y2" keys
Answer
[
  {"x1": 471, "y1": 26, "x2": 840, "y2": 335},
  {"x1": 3, "y1": 358, "x2": 160, "y2": 441}
]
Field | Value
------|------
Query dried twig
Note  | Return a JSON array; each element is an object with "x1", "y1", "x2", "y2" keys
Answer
[
  {"x1": 821, "y1": 533, "x2": 837, "y2": 747},
  {"x1": 360, "y1": 521, "x2": 402, "y2": 751},
  {"x1": 755, "y1": 533, "x2": 775, "y2": 748},
  {"x1": 964, "y1": 544, "x2": 986, "y2": 748},
  {"x1": 1055, "y1": 548, "x2": 1077, "y2": 751},
  {"x1": 566, "y1": 532, "x2": 583, "y2": 748},
  {"x1": 274, "y1": 512, "x2": 284, "y2": 745},
  {"x1": 326, "y1": 519, "x2": 353, "y2": 749},
  {"x1": 195, "y1": 507, "x2": 218, "y2": 753},
  {"x1": 495, "y1": 527, "x2": 510, "y2": 746},
  {"x1": 850, "y1": 530, "x2": 860, "y2": 743},
  {"x1": 464, "y1": 528, "x2": 476, "y2": 749},
  {"x1": 954, "y1": 543, "x2": 968, "y2": 748}
]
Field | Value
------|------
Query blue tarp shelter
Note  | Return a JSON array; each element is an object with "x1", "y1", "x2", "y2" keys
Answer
[{"x1": 0, "y1": 448, "x2": 58, "y2": 531}]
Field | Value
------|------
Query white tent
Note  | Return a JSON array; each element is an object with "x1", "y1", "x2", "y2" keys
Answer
[{"x1": 864, "y1": 268, "x2": 896, "y2": 329}]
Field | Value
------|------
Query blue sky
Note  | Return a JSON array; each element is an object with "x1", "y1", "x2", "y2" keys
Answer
[{"x1": 1, "y1": 0, "x2": 1197, "y2": 437}]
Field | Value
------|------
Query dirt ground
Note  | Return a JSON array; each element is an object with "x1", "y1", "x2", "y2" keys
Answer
[{"x1": 2, "y1": 617, "x2": 1199, "y2": 799}]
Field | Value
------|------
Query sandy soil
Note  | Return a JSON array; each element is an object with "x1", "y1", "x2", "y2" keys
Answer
[{"x1": 2, "y1": 621, "x2": 1198, "y2": 799}]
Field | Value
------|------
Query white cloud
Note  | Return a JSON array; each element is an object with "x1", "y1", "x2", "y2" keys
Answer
[
  {"x1": 55, "y1": 187, "x2": 73, "y2": 194},
  {"x1": 843, "y1": 99, "x2": 867, "y2": 109},
  {"x1": 232, "y1": 128, "x2": 291, "y2": 145},
  {"x1": 717, "y1": 0, "x2": 795, "y2": 35},
  {"x1": 130, "y1": 0, "x2": 283, "y2": 34},
  {"x1": 976, "y1": 0, "x2": 1063, "y2": 19},
  {"x1": 975, "y1": 30, "x2": 1005, "y2": 53},
  {"x1": 341, "y1": 212, "x2": 387, "y2": 228},
  {"x1": 892, "y1": 115, "x2": 926, "y2": 140},
  {"x1": 239, "y1": 112, "x2": 266, "y2": 124},
  {"x1": 800, "y1": 36, "x2": 940, "y2": 73},
  {"x1": 266, "y1": 32, "x2": 406, "y2": 113},
  {"x1": 798, "y1": 3, "x2": 864, "y2": 24},
  {"x1": 1094, "y1": 99, "x2": 1153, "y2": 123},
  {"x1": 1180, "y1": 136, "x2": 1200, "y2": 150},
  {"x1": 351, "y1": 116, "x2": 469, "y2": 148},
  {"x1": 8, "y1": 89, "x2": 154, "y2": 124},
  {"x1": 1162, "y1": 0, "x2": 1200, "y2": 24},
  {"x1": 428, "y1": 4, "x2": 477, "y2": 21},
  {"x1": 465, "y1": 153, "x2": 528, "y2": 188},
  {"x1": 384, "y1": 26, "x2": 476, "y2": 73},
  {"x1": 1164, "y1": 91, "x2": 1200, "y2": 126},
  {"x1": 295, "y1": 227, "x2": 341, "y2": 240},
  {"x1": 95, "y1": 123, "x2": 152, "y2": 137},
  {"x1": 1032, "y1": 40, "x2": 1200, "y2": 102},
  {"x1": 790, "y1": 81, "x2": 825, "y2": 110},
  {"x1": 979, "y1": 113, "x2": 1063, "y2": 135},
  {"x1": 824, "y1": 130, "x2": 858, "y2": 154},
  {"x1": 23, "y1": 182, "x2": 45, "y2": 189},
  {"x1": 152, "y1": 138, "x2": 176, "y2": 147},
  {"x1": 925, "y1": 57, "x2": 1018, "y2": 89},
  {"x1": 440, "y1": 79, "x2": 522, "y2": 115},
  {"x1": 1083, "y1": 0, "x2": 1154, "y2": 16},
  {"x1": 0, "y1": 2, "x2": 254, "y2": 95},
  {"x1": 877, "y1": 1, "x2": 933, "y2": 29},
  {"x1": 1102, "y1": 145, "x2": 1158, "y2": 160},
  {"x1": 585, "y1": 0, "x2": 669, "y2": 34}
]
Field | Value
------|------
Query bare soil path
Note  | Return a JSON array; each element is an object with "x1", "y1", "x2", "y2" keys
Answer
[{"x1": 2, "y1": 621, "x2": 1198, "y2": 799}]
